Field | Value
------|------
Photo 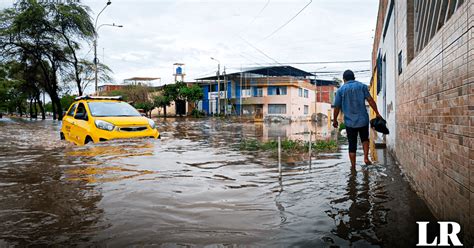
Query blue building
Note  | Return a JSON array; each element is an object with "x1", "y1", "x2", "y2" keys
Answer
[{"x1": 193, "y1": 66, "x2": 337, "y2": 121}]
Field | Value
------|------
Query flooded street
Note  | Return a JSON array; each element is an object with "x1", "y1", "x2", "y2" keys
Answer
[{"x1": 0, "y1": 117, "x2": 436, "y2": 247}]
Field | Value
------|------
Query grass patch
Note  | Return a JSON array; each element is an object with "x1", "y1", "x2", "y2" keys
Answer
[{"x1": 239, "y1": 139, "x2": 339, "y2": 153}]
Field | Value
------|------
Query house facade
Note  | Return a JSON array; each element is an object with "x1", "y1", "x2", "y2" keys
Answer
[
  {"x1": 371, "y1": 0, "x2": 473, "y2": 242},
  {"x1": 195, "y1": 66, "x2": 320, "y2": 122}
]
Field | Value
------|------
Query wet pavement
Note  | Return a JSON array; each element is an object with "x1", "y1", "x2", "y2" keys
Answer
[{"x1": 0, "y1": 117, "x2": 436, "y2": 247}]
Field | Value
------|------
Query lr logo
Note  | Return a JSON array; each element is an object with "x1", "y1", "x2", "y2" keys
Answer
[{"x1": 417, "y1": 221, "x2": 463, "y2": 246}]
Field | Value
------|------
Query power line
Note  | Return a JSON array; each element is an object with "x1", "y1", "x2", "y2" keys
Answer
[
  {"x1": 227, "y1": 59, "x2": 371, "y2": 66},
  {"x1": 247, "y1": 0, "x2": 271, "y2": 27},
  {"x1": 312, "y1": 69, "x2": 371, "y2": 74},
  {"x1": 238, "y1": 35, "x2": 282, "y2": 65},
  {"x1": 260, "y1": 0, "x2": 312, "y2": 41}
]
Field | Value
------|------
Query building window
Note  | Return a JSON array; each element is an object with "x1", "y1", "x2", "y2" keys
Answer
[
  {"x1": 413, "y1": 0, "x2": 464, "y2": 56},
  {"x1": 304, "y1": 89, "x2": 309, "y2": 98},
  {"x1": 304, "y1": 105, "x2": 308, "y2": 115},
  {"x1": 252, "y1": 87, "x2": 263, "y2": 97},
  {"x1": 398, "y1": 51, "x2": 403, "y2": 75},
  {"x1": 298, "y1": 88, "x2": 303, "y2": 97},
  {"x1": 268, "y1": 86, "x2": 287, "y2": 96},
  {"x1": 268, "y1": 104, "x2": 286, "y2": 114}
]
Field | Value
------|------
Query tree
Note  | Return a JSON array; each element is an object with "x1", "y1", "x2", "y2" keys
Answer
[
  {"x1": 153, "y1": 95, "x2": 171, "y2": 117},
  {"x1": 0, "y1": 1, "x2": 99, "y2": 119},
  {"x1": 332, "y1": 77, "x2": 343, "y2": 87},
  {"x1": 159, "y1": 82, "x2": 203, "y2": 117},
  {"x1": 181, "y1": 84, "x2": 203, "y2": 110},
  {"x1": 52, "y1": 3, "x2": 95, "y2": 96},
  {"x1": 60, "y1": 94, "x2": 75, "y2": 111},
  {"x1": 64, "y1": 59, "x2": 112, "y2": 95},
  {"x1": 134, "y1": 101, "x2": 154, "y2": 118}
]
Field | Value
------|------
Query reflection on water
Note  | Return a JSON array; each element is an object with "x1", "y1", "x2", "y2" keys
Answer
[
  {"x1": 259, "y1": 121, "x2": 333, "y2": 141},
  {"x1": 328, "y1": 168, "x2": 379, "y2": 245},
  {"x1": 0, "y1": 117, "x2": 436, "y2": 246}
]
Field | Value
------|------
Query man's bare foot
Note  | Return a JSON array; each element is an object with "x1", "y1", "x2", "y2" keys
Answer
[{"x1": 364, "y1": 159, "x2": 372, "y2": 165}]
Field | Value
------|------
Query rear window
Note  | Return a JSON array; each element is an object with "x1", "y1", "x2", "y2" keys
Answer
[{"x1": 87, "y1": 101, "x2": 141, "y2": 117}]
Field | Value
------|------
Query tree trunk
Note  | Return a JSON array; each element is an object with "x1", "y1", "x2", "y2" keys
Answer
[
  {"x1": 51, "y1": 99, "x2": 57, "y2": 120},
  {"x1": 164, "y1": 105, "x2": 167, "y2": 117},
  {"x1": 39, "y1": 101, "x2": 45, "y2": 120},
  {"x1": 50, "y1": 92, "x2": 63, "y2": 120},
  {"x1": 18, "y1": 104, "x2": 23, "y2": 117},
  {"x1": 33, "y1": 99, "x2": 38, "y2": 119},
  {"x1": 35, "y1": 92, "x2": 45, "y2": 120},
  {"x1": 29, "y1": 98, "x2": 33, "y2": 118}
]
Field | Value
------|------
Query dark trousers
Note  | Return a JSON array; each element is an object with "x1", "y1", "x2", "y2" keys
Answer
[{"x1": 346, "y1": 125, "x2": 369, "y2": 153}]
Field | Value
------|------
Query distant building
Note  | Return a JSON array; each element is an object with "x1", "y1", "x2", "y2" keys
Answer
[
  {"x1": 194, "y1": 66, "x2": 337, "y2": 122},
  {"x1": 315, "y1": 79, "x2": 339, "y2": 104},
  {"x1": 123, "y1": 77, "x2": 161, "y2": 86},
  {"x1": 97, "y1": 84, "x2": 124, "y2": 94}
]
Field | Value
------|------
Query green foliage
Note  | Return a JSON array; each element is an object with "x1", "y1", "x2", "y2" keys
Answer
[
  {"x1": 105, "y1": 89, "x2": 128, "y2": 99},
  {"x1": 181, "y1": 84, "x2": 203, "y2": 104},
  {"x1": 0, "y1": 0, "x2": 99, "y2": 118},
  {"x1": 0, "y1": 63, "x2": 28, "y2": 114},
  {"x1": 162, "y1": 82, "x2": 203, "y2": 104},
  {"x1": 44, "y1": 102, "x2": 53, "y2": 112},
  {"x1": 60, "y1": 94, "x2": 76, "y2": 111},
  {"x1": 153, "y1": 95, "x2": 170, "y2": 108},
  {"x1": 310, "y1": 140, "x2": 338, "y2": 152},
  {"x1": 190, "y1": 109, "x2": 205, "y2": 118},
  {"x1": 339, "y1": 122, "x2": 346, "y2": 131},
  {"x1": 104, "y1": 85, "x2": 153, "y2": 105},
  {"x1": 134, "y1": 101, "x2": 154, "y2": 112},
  {"x1": 239, "y1": 138, "x2": 339, "y2": 153}
]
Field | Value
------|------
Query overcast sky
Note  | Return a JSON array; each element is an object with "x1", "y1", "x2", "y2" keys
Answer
[{"x1": 1, "y1": 0, "x2": 378, "y2": 93}]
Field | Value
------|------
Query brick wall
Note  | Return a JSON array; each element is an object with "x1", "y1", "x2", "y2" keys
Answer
[
  {"x1": 316, "y1": 85, "x2": 335, "y2": 104},
  {"x1": 395, "y1": 0, "x2": 473, "y2": 243}
]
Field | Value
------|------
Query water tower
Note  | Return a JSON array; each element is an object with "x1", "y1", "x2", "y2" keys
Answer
[{"x1": 173, "y1": 63, "x2": 185, "y2": 82}]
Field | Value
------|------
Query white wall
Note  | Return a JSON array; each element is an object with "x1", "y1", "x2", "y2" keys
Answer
[{"x1": 376, "y1": 6, "x2": 397, "y2": 150}]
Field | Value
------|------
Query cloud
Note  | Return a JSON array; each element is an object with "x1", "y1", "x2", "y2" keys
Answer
[{"x1": 1, "y1": 0, "x2": 377, "y2": 90}]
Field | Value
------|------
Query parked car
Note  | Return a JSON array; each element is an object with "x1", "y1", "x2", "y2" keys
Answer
[{"x1": 60, "y1": 96, "x2": 160, "y2": 145}]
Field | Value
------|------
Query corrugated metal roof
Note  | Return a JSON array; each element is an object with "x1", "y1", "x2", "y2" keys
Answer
[{"x1": 195, "y1": 66, "x2": 314, "y2": 80}]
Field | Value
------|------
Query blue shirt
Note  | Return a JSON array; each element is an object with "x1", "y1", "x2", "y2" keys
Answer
[{"x1": 333, "y1": 80, "x2": 370, "y2": 128}]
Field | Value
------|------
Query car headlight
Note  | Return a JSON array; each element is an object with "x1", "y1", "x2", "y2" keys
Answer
[
  {"x1": 95, "y1": 120, "x2": 115, "y2": 131},
  {"x1": 147, "y1": 118, "x2": 156, "y2": 129}
]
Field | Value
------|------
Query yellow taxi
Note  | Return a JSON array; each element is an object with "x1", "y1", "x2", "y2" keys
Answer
[{"x1": 60, "y1": 96, "x2": 160, "y2": 145}]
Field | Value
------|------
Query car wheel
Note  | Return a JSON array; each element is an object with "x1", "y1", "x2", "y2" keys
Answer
[{"x1": 84, "y1": 136, "x2": 93, "y2": 145}]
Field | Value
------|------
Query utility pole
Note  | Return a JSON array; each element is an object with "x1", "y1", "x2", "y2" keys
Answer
[
  {"x1": 240, "y1": 64, "x2": 242, "y2": 116},
  {"x1": 211, "y1": 57, "x2": 221, "y2": 115},
  {"x1": 217, "y1": 64, "x2": 220, "y2": 115},
  {"x1": 223, "y1": 66, "x2": 227, "y2": 115},
  {"x1": 94, "y1": 38, "x2": 98, "y2": 95},
  {"x1": 94, "y1": 0, "x2": 112, "y2": 96}
]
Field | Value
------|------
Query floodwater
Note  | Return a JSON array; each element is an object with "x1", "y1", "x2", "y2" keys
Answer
[{"x1": 0, "y1": 117, "x2": 436, "y2": 247}]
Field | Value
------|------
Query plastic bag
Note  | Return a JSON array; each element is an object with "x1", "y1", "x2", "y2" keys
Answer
[{"x1": 370, "y1": 117, "x2": 390, "y2": 134}]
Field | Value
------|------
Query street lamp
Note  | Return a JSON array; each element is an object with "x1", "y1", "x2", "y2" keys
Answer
[
  {"x1": 210, "y1": 57, "x2": 220, "y2": 115},
  {"x1": 94, "y1": 0, "x2": 115, "y2": 95}
]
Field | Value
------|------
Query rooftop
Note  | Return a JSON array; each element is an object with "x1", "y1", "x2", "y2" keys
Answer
[
  {"x1": 195, "y1": 65, "x2": 314, "y2": 80},
  {"x1": 124, "y1": 77, "x2": 161, "y2": 81}
]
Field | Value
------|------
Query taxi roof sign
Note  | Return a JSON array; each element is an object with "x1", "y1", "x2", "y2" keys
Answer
[{"x1": 74, "y1": 95, "x2": 123, "y2": 101}]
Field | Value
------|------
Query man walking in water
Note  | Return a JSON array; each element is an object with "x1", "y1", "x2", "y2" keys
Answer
[{"x1": 332, "y1": 70, "x2": 382, "y2": 167}]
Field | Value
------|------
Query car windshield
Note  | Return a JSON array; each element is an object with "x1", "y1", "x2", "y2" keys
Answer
[{"x1": 87, "y1": 101, "x2": 141, "y2": 117}]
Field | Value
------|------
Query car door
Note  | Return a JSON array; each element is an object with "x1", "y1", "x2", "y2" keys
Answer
[
  {"x1": 71, "y1": 102, "x2": 90, "y2": 144},
  {"x1": 63, "y1": 103, "x2": 77, "y2": 140}
]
